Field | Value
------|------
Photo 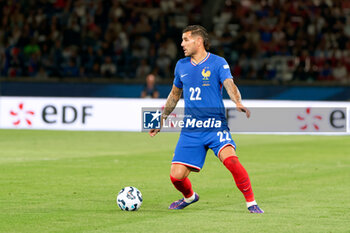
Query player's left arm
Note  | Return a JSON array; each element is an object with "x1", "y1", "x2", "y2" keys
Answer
[{"x1": 223, "y1": 78, "x2": 250, "y2": 118}]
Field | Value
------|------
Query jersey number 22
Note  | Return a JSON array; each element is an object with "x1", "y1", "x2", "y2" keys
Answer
[{"x1": 189, "y1": 87, "x2": 202, "y2": 101}]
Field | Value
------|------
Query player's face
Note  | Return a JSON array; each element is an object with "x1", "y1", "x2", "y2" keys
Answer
[{"x1": 181, "y1": 31, "x2": 198, "y2": 57}]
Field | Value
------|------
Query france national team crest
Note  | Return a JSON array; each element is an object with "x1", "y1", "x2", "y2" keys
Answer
[
  {"x1": 202, "y1": 67, "x2": 211, "y2": 86},
  {"x1": 143, "y1": 110, "x2": 161, "y2": 129}
]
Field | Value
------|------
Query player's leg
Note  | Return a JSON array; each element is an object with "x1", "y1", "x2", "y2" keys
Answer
[
  {"x1": 219, "y1": 146, "x2": 264, "y2": 213},
  {"x1": 219, "y1": 146, "x2": 254, "y2": 202},
  {"x1": 169, "y1": 132, "x2": 205, "y2": 209},
  {"x1": 170, "y1": 163, "x2": 192, "y2": 197},
  {"x1": 169, "y1": 163, "x2": 200, "y2": 209}
]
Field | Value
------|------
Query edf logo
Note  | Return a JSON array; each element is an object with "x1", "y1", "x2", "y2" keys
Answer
[{"x1": 143, "y1": 110, "x2": 161, "y2": 129}]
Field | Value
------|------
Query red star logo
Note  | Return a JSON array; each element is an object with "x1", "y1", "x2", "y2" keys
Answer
[
  {"x1": 10, "y1": 103, "x2": 35, "y2": 126},
  {"x1": 297, "y1": 107, "x2": 322, "y2": 130}
]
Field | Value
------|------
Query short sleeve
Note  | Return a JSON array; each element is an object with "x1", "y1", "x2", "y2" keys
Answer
[
  {"x1": 173, "y1": 62, "x2": 183, "y2": 89},
  {"x1": 218, "y1": 58, "x2": 233, "y2": 84}
]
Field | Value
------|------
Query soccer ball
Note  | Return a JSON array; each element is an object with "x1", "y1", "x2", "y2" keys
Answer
[{"x1": 116, "y1": 186, "x2": 143, "y2": 211}]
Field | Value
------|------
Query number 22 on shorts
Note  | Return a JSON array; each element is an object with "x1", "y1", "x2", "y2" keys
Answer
[{"x1": 217, "y1": 130, "x2": 231, "y2": 142}]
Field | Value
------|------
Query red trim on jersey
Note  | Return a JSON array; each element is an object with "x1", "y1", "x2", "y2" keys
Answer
[
  {"x1": 190, "y1": 52, "x2": 210, "y2": 66},
  {"x1": 199, "y1": 52, "x2": 210, "y2": 65},
  {"x1": 172, "y1": 162, "x2": 201, "y2": 171}
]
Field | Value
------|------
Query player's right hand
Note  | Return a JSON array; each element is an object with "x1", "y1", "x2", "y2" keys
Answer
[{"x1": 149, "y1": 128, "x2": 160, "y2": 137}]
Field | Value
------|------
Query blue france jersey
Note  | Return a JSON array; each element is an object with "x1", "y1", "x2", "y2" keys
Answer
[{"x1": 173, "y1": 53, "x2": 233, "y2": 124}]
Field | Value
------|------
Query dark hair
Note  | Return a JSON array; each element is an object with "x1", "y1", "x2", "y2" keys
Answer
[{"x1": 183, "y1": 25, "x2": 210, "y2": 50}]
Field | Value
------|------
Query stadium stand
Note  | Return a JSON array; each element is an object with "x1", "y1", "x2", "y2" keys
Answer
[
  {"x1": 213, "y1": 0, "x2": 350, "y2": 84},
  {"x1": 0, "y1": 0, "x2": 350, "y2": 100}
]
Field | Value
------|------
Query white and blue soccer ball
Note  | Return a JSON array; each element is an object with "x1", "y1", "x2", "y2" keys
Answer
[{"x1": 117, "y1": 186, "x2": 143, "y2": 211}]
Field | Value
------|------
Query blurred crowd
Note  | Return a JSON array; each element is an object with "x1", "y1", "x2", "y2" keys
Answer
[
  {"x1": 0, "y1": 0, "x2": 200, "y2": 79},
  {"x1": 214, "y1": 0, "x2": 350, "y2": 83},
  {"x1": 1, "y1": 0, "x2": 350, "y2": 84}
]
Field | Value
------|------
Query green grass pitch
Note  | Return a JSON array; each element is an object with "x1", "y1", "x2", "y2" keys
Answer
[{"x1": 0, "y1": 130, "x2": 349, "y2": 233}]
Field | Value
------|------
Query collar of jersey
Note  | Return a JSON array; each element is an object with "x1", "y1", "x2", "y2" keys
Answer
[{"x1": 190, "y1": 52, "x2": 210, "y2": 66}]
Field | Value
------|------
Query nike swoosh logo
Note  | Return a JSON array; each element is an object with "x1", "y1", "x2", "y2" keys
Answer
[{"x1": 180, "y1": 74, "x2": 188, "y2": 78}]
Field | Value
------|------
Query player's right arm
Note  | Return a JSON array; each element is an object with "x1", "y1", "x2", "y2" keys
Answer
[{"x1": 149, "y1": 84, "x2": 182, "y2": 137}]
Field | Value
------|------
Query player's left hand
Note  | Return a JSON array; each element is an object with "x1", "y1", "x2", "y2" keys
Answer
[{"x1": 236, "y1": 104, "x2": 251, "y2": 118}]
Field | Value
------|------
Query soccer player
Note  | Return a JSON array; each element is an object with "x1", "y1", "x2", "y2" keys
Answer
[{"x1": 149, "y1": 25, "x2": 263, "y2": 213}]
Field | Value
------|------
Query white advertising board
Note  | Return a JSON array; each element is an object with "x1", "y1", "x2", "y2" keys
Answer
[
  {"x1": 0, "y1": 97, "x2": 349, "y2": 134},
  {"x1": 0, "y1": 97, "x2": 171, "y2": 131}
]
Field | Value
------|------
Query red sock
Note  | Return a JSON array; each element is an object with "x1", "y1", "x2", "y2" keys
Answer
[
  {"x1": 223, "y1": 156, "x2": 255, "y2": 202},
  {"x1": 170, "y1": 176, "x2": 194, "y2": 198}
]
